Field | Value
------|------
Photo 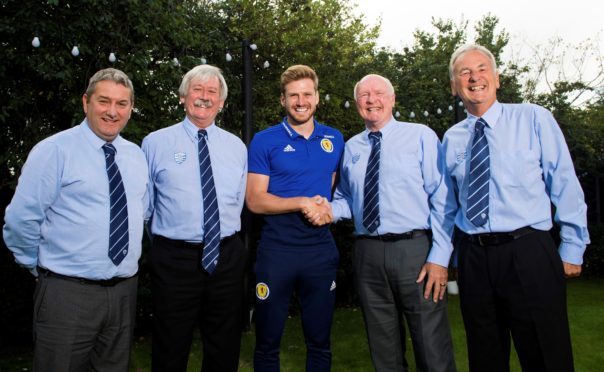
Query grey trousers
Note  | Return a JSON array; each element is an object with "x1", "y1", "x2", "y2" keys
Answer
[
  {"x1": 353, "y1": 235, "x2": 456, "y2": 372},
  {"x1": 33, "y1": 272, "x2": 138, "y2": 372}
]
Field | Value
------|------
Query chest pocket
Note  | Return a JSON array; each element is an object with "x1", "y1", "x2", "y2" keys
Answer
[
  {"x1": 449, "y1": 147, "x2": 469, "y2": 187},
  {"x1": 381, "y1": 150, "x2": 421, "y2": 187},
  {"x1": 497, "y1": 150, "x2": 542, "y2": 188}
]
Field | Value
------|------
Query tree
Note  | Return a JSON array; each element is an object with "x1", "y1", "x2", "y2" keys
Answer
[{"x1": 360, "y1": 15, "x2": 523, "y2": 138}]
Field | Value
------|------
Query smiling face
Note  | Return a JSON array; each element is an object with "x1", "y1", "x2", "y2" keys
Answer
[
  {"x1": 280, "y1": 78, "x2": 319, "y2": 127},
  {"x1": 355, "y1": 75, "x2": 395, "y2": 131},
  {"x1": 450, "y1": 49, "x2": 500, "y2": 117},
  {"x1": 181, "y1": 76, "x2": 224, "y2": 129},
  {"x1": 82, "y1": 80, "x2": 133, "y2": 142}
]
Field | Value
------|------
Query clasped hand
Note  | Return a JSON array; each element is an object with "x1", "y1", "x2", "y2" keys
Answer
[{"x1": 301, "y1": 196, "x2": 333, "y2": 226}]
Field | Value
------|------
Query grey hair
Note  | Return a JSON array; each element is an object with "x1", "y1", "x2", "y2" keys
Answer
[
  {"x1": 179, "y1": 65, "x2": 228, "y2": 101},
  {"x1": 449, "y1": 44, "x2": 498, "y2": 80},
  {"x1": 85, "y1": 68, "x2": 134, "y2": 103},
  {"x1": 353, "y1": 74, "x2": 395, "y2": 100}
]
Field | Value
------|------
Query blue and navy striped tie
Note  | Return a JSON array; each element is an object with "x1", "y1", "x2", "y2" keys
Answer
[
  {"x1": 103, "y1": 144, "x2": 129, "y2": 266},
  {"x1": 198, "y1": 130, "x2": 221, "y2": 274},
  {"x1": 467, "y1": 118, "x2": 490, "y2": 226},
  {"x1": 363, "y1": 131, "x2": 382, "y2": 233}
]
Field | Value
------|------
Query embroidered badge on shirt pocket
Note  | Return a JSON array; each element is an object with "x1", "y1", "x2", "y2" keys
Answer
[
  {"x1": 455, "y1": 149, "x2": 466, "y2": 164},
  {"x1": 174, "y1": 152, "x2": 187, "y2": 164}
]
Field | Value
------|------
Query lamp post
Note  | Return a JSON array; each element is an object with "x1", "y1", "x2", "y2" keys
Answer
[
  {"x1": 241, "y1": 40, "x2": 256, "y2": 331},
  {"x1": 242, "y1": 39, "x2": 254, "y2": 146}
]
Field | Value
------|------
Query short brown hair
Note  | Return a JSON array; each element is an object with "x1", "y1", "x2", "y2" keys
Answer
[
  {"x1": 85, "y1": 68, "x2": 134, "y2": 103},
  {"x1": 280, "y1": 65, "x2": 318, "y2": 94}
]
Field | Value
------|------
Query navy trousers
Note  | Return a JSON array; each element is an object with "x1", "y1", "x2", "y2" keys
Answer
[
  {"x1": 253, "y1": 243, "x2": 339, "y2": 372},
  {"x1": 458, "y1": 229, "x2": 574, "y2": 372},
  {"x1": 149, "y1": 234, "x2": 248, "y2": 372}
]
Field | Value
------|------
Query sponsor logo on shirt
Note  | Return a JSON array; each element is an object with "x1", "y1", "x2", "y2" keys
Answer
[
  {"x1": 283, "y1": 144, "x2": 296, "y2": 152},
  {"x1": 256, "y1": 282, "x2": 270, "y2": 300},
  {"x1": 323, "y1": 134, "x2": 335, "y2": 139},
  {"x1": 320, "y1": 138, "x2": 334, "y2": 153},
  {"x1": 174, "y1": 152, "x2": 187, "y2": 164},
  {"x1": 330, "y1": 280, "x2": 336, "y2": 291}
]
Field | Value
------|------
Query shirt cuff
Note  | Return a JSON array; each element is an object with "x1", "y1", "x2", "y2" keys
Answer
[
  {"x1": 558, "y1": 242, "x2": 586, "y2": 265},
  {"x1": 426, "y1": 246, "x2": 452, "y2": 268}
]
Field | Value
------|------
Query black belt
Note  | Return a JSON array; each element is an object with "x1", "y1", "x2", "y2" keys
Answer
[
  {"x1": 154, "y1": 233, "x2": 238, "y2": 249},
  {"x1": 464, "y1": 226, "x2": 536, "y2": 247},
  {"x1": 37, "y1": 267, "x2": 135, "y2": 287},
  {"x1": 358, "y1": 230, "x2": 428, "y2": 242}
]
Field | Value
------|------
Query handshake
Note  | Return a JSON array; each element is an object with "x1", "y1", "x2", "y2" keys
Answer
[{"x1": 301, "y1": 195, "x2": 333, "y2": 226}]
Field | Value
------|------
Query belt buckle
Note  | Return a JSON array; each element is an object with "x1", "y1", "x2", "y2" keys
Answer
[
  {"x1": 477, "y1": 234, "x2": 489, "y2": 246},
  {"x1": 477, "y1": 234, "x2": 484, "y2": 246}
]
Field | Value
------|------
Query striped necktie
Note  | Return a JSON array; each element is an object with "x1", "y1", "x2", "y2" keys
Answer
[
  {"x1": 467, "y1": 118, "x2": 490, "y2": 226},
  {"x1": 103, "y1": 143, "x2": 129, "y2": 266},
  {"x1": 198, "y1": 129, "x2": 221, "y2": 274},
  {"x1": 362, "y1": 131, "x2": 382, "y2": 233}
]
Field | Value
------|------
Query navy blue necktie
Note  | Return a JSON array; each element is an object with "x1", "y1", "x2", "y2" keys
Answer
[
  {"x1": 363, "y1": 131, "x2": 382, "y2": 233},
  {"x1": 198, "y1": 130, "x2": 221, "y2": 274},
  {"x1": 467, "y1": 118, "x2": 490, "y2": 226},
  {"x1": 103, "y1": 144, "x2": 129, "y2": 266}
]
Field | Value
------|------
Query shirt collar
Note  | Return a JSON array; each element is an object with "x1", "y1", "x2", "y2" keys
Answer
[
  {"x1": 466, "y1": 100, "x2": 502, "y2": 131},
  {"x1": 183, "y1": 116, "x2": 218, "y2": 142},
  {"x1": 280, "y1": 117, "x2": 325, "y2": 140},
  {"x1": 363, "y1": 116, "x2": 395, "y2": 142},
  {"x1": 81, "y1": 119, "x2": 123, "y2": 151}
]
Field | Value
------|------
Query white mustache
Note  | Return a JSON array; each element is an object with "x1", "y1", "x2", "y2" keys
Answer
[{"x1": 194, "y1": 99, "x2": 213, "y2": 108}]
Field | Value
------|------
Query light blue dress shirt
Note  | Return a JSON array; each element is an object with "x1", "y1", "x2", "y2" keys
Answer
[
  {"x1": 3, "y1": 120, "x2": 149, "y2": 279},
  {"x1": 142, "y1": 118, "x2": 247, "y2": 241},
  {"x1": 443, "y1": 101, "x2": 590, "y2": 264},
  {"x1": 332, "y1": 118, "x2": 457, "y2": 267}
]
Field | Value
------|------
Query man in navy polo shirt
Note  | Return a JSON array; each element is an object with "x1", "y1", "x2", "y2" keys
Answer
[{"x1": 246, "y1": 64, "x2": 344, "y2": 371}]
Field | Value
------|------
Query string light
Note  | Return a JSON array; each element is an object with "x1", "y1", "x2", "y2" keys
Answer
[
  {"x1": 458, "y1": 100, "x2": 464, "y2": 107},
  {"x1": 344, "y1": 100, "x2": 350, "y2": 108},
  {"x1": 423, "y1": 110, "x2": 429, "y2": 117},
  {"x1": 250, "y1": 44, "x2": 258, "y2": 50},
  {"x1": 108, "y1": 52, "x2": 116, "y2": 63},
  {"x1": 225, "y1": 52, "x2": 232, "y2": 62},
  {"x1": 71, "y1": 46, "x2": 80, "y2": 57},
  {"x1": 263, "y1": 60, "x2": 270, "y2": 69},
  {"x1": 32, "y1": 36, "x2": 40, "y2": 48},
  {"x1": 409, "y1": 111, "x2": 416, "y2": 118},
  {"x1": 448, "y1": 105, "x2": 453, "y2": 111},
  {"x1": 200, "y1": 57, "x2": 207, "y2": 64},
  {"x1": 172, "y1": 57, "x2": 180, "y2": 66},
  {"x1": 325, "y1": 94, "x2": 330, "y2": 101},
  {"x1": 437, "y1": 108, "x2": 442, "y2": 114},
  {"x1": 395, "y1": 111, "x2": 400, "y2": 117}
]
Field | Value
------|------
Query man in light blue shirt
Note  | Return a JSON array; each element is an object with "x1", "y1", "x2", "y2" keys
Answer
[
  {"x1": 444, "y1": 44, "x2": 590, "y2": 372},
  {"x1": 3, "y1": 68, "x2": 148, "y2": 371},
  {"x1": 142, "y1": 65, "x2": 247, "y2": 372},
  {"x1": 331, "y1": 74, "x2": 457, "y2": 371}
]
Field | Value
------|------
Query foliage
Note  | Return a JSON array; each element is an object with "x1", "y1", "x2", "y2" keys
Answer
[
  {"x1": 584, "y1": 224, "x2": 604, "y2": 276},
  {"x1": 210, "y1": 0, "x2": 379, "y2": 138},
  {"x1": 0, "y1": 0, "x2": 218, "y2": 189},
  {"x1": 356, "y1": 15, "x2": 523, "y2": 138},
  {"x1": 0, "y1": 0, "x2": 380, "y2": 189}
]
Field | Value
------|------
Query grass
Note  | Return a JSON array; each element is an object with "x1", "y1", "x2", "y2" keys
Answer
[{"x1": 2, "y1": 278, "x2": 602, "y2": 371}]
